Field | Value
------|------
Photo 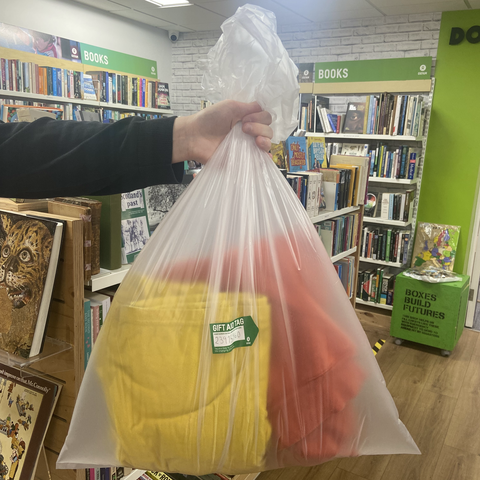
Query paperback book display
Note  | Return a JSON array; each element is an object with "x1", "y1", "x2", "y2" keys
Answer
[
  {"x1": 0, "y1": 56, "x2": 170, "y2": 110},
  {"x1": 361, "y1": 225, "x2": 411, "y2": 265},
  {"x1": 286, "y1": 172, "x2": 325, "y2": 219},
  {"x1": 0, "y1": 210, "x2": 63, "y2": 358},
  {"x1": 316, "y1": 94, "x2": 426, "y2": 137},
  {"x1": 364, "y1": 187, "x2": 415, "y2": 223},
  {"x1": 0, "y1": 98, "x2": 166, "y2": 122},
  {"x1": 357, "y1": 268, "x2": 397, "y2": 306},
  {"x1": 316, "y1": 213, "x2": 359, "y2": 258},
  {"x1": 334, "y1": 255, "x2": 356, "y2": 298}
]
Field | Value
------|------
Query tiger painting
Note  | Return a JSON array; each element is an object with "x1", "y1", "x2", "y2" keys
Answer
[{"x1": 0, "y1": 213, "x2": 55, "y2": 357}]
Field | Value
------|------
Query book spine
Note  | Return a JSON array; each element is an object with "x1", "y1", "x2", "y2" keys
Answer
[
  {"x1": 385, "y1": 229, "x2": 392, "y2": 262},
  {"x1": 84, "y1": 300, "x2": 92, "y2": 369},
  {"x1": 403, "y1": 233, "x2": 410, "y2": 265}
]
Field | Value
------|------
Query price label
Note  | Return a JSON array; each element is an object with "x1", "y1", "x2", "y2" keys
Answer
[{"x1": 209, "y1": 316, "x2": 259, "y2": 354}]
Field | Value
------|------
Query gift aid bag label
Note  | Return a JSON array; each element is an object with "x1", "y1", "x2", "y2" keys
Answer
[{"x1": 210, "y1": 316, "x2": 259, "y2": 354}]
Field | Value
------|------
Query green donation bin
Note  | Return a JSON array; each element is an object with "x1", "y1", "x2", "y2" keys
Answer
[{"x1": 390, "y1": 272, "x2": 470, "y2": 356}]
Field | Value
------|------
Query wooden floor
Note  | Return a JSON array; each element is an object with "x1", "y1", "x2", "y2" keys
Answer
[{"x1": 259, "y1": 308, "x2": 480, "y2": 480}]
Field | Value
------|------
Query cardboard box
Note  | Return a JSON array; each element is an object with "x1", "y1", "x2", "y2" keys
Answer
[{"x1": 390, "y1": 272, "x2": 470, "y2": 352}]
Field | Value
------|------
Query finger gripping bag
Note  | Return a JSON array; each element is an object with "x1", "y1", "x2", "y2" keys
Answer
[{"x1": 58, "y1": 4, "x2": 419, "y2": 475}]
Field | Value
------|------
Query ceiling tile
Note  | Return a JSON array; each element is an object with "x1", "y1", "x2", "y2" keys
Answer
[
  {"x1": 274, "y1": 0, "x2": 382, "y2": 19},
  {"x1": 376, "y1": 1, "x2": 467, "y2": 15},
  {"x1": 72, "y1": 0, "x2": 130, "y2": 11},
  {"x1": 370, "y1": 0, "x2": 465, "y2": 7},
  {"x1": 115, "y1": 8, "x2": 188, "y2": 28},
  {"x1": 196, "y1": 0, "x2": 315, "y2": 25}
]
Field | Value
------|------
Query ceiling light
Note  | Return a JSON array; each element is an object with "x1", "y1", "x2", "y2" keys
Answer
[{"x1": 145, "y1": 0, "x2": 192, "y2": 7}]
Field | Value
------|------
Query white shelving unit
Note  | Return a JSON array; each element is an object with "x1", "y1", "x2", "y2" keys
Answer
[
  {"x1": 0, "y1": 89, "x2": 174, "y2": 115},
  {"x1": 356, "y1": 298, "x2": 394, "y2": 311},
  {"x1": 86, "y1": 265, "x2": 131, "y2": 291},
  {"x1": 310, "y1": 205, "x2": 360, "y2": 224},
  {"x1": 359, "y1": 256, "x2": 403, "y2": 268},
  {"x1": 368, "y1": 177, "x2": 418, "y2": 185},
  {"x1": 363, "y1": 217, "x2": 412, "y2": 227},
  {"x1": 331, "y1": 246, "x2": 357, "y2": 263},
  {"x1": 305, "y1": 132, "x2": 423, "y2": 142}
]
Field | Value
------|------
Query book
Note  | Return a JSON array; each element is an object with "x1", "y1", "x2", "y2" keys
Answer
[
  {"x1": 82, "y1": 74, "x2": 98, "y2": 100},
  {"x1": 86, "y1": 195, "x2": 122, "y2": 271},
  {"x1": 120, "y1": 190, "x2": 150, "y2": 264},
  {"x1": 84, "y1": 298, "x2": 92, "y2": 369},
  {"x1": 270, "y1": 141, "x2": 287, "y2": 169},
  {"x1": 307, "y1": 137, "x2": 327, "y2": 169},
  {"x1": 0, "y1": 363, "x2": 62, "y2": 480},
  {"x1": 54, "y1": 197, "x2": 102, "y2": 276},
  {"x1": 343, "y1": 102, "x2": 366, "y2": 134},
  {"x1": 48, "y1": 200, "x2": 92, "y2": 282},
  {"x1": 330, "y1": 154, "x2": 369, "y2": 206},
  {"x1": 286, "y1": 136, "x2": 308, "y2": 172},
  {"x1": 0, "y1": 210, "x2": 63, "y2": 358},
  {"x1": 364, "y1": 191, "x2": 378, "y2": 218},
  {"x1": 156, "y1": 82, "x2": 170, "y2": 109},
  {"x1": 144, "y1": 184, "x2": 187, "y2": 234}
]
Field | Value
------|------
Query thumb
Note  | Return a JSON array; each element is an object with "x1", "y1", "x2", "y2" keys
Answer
[{"x1": 233, "y1": 101, "x2": 263, "y2": 123}]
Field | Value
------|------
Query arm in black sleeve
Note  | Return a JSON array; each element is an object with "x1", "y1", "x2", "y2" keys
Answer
[{"x1": 0, "y1": 116, "x2": 184, "y2": 198}]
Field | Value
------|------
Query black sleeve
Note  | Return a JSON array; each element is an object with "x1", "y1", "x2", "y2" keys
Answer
[{"x1": 0, "y1": 116, "x2": 184, "y2": 198}]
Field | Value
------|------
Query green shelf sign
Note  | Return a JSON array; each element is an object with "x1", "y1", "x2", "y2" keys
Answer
[
  {"x1": 80, "y1": 43, "x2": 158, "y2": 78},
  {"x1": 210, "y1": 316, "x2": 259, "y2": 354},
  {"x1": 315, "y1": 57, "x2": 432, "y2": 83}
]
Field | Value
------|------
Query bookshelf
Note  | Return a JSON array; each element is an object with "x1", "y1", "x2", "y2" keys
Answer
[
  {"x1": 363, "y1": 217, "x2": 411, "y2": 227},
  {"x1": 310, "y1": 205, "x2": 360, "y2": 224},
  {"x1": 0, "y1": 89, "x2": 174, "y2": 115},
  {"x1": 86, "y1": 265, "x2": 131, "y2": 292},
  {"x1": 359, "y1": 257, "x2": 403, "y2": 268},
  {"x1": 0, "y1": 45, "x2": 173, "y2": 118},
  {"x1": 368, "y1": 177, "x2": 418, "y2": 185},
  {"x1": 300, "y1": 76, "x2": 434, "y2": 312},
  {"x1": 356, "y1": 298, "x2": 393, "y2": 311},
  {"x1": 311, "y1": 205, "x2": 364, "y2": 308},
  {"x1": 331, "y1": 246, "x2": 357, "y2": 264},
  {"x1": 306, "y1": 132, "x2": 423, "y2": 142}
]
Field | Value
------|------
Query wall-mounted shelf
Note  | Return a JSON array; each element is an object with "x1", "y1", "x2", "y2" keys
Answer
[
  {"x1": 363, "y1": 217, "x2": 412, "y2": 227},
  {"x1": 0, "y1": 89, "x2": 174, "y2": 115},
  {"x1": 305, "y1": 132, "x2": 423, "y2": 142},
  {"x1": 360, "y1": 257, "x2": 403, "y2": 268},
  {"x1": 331, "y1": 247, "x2": 357, "y2": 263},
  {"x1": 86, "y1": 265, "x2": 131, "y2": 291},
  {"x1": 310, "y1": 205, "x2": 360, "y2": 224},
  {"x1": 356, "y1": 298, "x2": 394, "y2": 311},
  {"x1": 368, "y1": 177, "x2": 418, "y2": 185}
]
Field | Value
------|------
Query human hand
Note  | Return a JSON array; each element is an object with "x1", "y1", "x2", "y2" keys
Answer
[{"x1": 172, "y1": 100, "x2": 273, "y2": 164}]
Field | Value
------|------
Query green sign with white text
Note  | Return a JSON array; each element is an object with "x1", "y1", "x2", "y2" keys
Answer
[
  {"x1": 80, "y1": 43, "x2": 158, "y2": 78},
  {"x1": 209, "y1": 316, "x2": 259, "y2": 354},
  {"x1": 315, "y1": 57, "x2": 432, "y2": 83}
]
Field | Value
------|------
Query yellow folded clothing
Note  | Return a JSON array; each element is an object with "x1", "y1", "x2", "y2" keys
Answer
[{"x1": 94, "y1": 280, "x2": 272, "y2": 475}]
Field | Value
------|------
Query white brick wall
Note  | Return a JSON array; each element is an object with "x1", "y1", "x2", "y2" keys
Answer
[{"x1": 171, "y1": 13, "x2": 441, "y2": 117}]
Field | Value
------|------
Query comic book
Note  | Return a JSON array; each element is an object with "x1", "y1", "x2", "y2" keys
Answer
[{"x1": 0, "y1": 363, "x2": 62, "y2": 480}]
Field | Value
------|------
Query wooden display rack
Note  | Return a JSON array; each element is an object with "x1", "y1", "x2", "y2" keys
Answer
[{"x1": 0, "y1": 204, "x2": 86, "y2": 480}]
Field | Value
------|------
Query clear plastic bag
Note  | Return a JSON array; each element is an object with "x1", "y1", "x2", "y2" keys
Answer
[
  {"x1": 404, "y1": 266, "x2": 462, "y2": 283},
  {"x1": 57, "y1": 4, "x2": 419, "y2": 475}
]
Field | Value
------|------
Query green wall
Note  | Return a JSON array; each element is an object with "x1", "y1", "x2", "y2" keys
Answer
[{"x1": 418, "y1": 10, "x2": 480, "y2": 273}]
